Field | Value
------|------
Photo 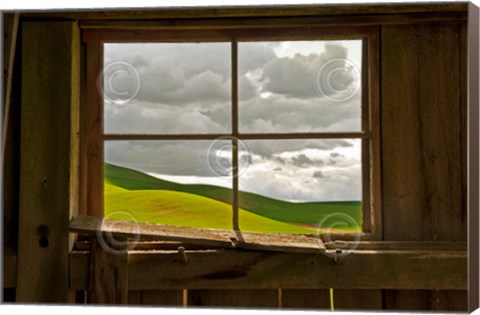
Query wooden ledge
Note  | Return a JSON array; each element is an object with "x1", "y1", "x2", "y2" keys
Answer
[{"x1": 70, "y1": 215, "x2": 326, "y2": 254}]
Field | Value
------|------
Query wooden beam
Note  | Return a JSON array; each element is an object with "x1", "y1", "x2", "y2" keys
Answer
[
  {"x1": 16, "y1": 21, "x2": 80, "y2": 303},
  {"x1": 82, "y1": 25, "x2": 376, "y2": 43},
  {"x1": 69, "y1": 249, "x2": 467, "y2": 291},
  {"x1": 78, "y1": 12, "x2": 467, "y2": 30},
  {"x1": 19, "y1": 3, "x2": 468, "y2": 21}
]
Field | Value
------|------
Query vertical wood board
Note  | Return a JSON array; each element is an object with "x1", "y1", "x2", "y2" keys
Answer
[{"x1": 16, "y1": 21, "x2": 80, "y2": 303}]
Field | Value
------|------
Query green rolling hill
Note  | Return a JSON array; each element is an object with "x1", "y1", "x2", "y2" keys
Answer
[{"x1": 104, "y1": 163, "x2": 362, "y2": 233}]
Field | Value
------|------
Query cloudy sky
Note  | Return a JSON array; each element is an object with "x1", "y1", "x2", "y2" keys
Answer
[{"x1": 103, "y1": 40, "x2": 363, "y2": 202}]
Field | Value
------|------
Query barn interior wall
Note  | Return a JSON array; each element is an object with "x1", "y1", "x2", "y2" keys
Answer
[{"x1": 1, "y1": 8, "x2": 469, "y2": 311}]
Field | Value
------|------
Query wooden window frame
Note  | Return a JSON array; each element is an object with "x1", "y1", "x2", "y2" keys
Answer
[{"x1": 82, "y1": 24, "x2": 382, "y2": 242}]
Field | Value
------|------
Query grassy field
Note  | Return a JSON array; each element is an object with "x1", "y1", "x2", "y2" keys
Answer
[{"x1": 104, "y1": 163, "x2": 362, "y2": 234}]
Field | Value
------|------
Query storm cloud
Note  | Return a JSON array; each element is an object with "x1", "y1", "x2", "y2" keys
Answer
[{"x1": 103, "y1": 40, "x2": 363, "y2": 202}]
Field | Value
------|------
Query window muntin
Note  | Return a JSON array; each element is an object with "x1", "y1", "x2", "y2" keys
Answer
[{"x1": 85, "y1": 27, "x2": 379, "y2": 238}]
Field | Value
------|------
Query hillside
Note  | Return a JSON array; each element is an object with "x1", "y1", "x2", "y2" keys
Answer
[
  {"x1": 105, "y1": 183, "x2": 314, "y2": 233},
  {"x1": 105, "y1": 163, "x2": 362, "y2": 232}
]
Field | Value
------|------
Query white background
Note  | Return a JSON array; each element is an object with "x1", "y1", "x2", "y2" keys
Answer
[{"x1": 0, "y1": 1, "x2": 479, "y2": 315}]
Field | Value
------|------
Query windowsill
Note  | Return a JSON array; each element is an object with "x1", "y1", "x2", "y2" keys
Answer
[{"x1": 68, "y1": 215, "x2": 467, "y2": 291}]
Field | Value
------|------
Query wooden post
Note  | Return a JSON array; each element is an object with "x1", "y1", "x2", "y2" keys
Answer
[
  {"x1": 16, "y1": 21, "x2": 80, "y2": 303},
  {"x1": 87, "y1": 236, "x2": 128, "y2": 304}
]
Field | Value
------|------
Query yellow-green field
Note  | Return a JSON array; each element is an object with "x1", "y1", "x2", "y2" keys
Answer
[{"x1": 104, "y1": 163, "x2": 362, "y2": 234}]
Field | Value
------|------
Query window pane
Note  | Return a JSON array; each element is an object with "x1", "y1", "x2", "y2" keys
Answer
[
  {"x1": 103, "y1": 43, "x2": 231, "y2": 134},
  {"x1": 104, "y1": 140, "x2": 234, "y2": 230},
  {"x1": 238, "y1": 40, "x2": 362, "y2": 133},
  {"x1": 238, "y1": 139, "x2": 362, "y2": 233}
]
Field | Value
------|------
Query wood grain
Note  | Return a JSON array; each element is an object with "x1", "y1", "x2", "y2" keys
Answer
[
  {"x1": 142, "y1": 290, "x2": 185, "y2": 306},
  {"x1": 69, "y1": 249, "x2": 467, "y2": 291},
  {"x1": 20, "y1": 3, "x2": 467, "y2": 21},
  {"x1": 127, "y1": 291, "x2": 142, "y2": 304},
  {"x1": 84, "y1": 42, "x2": 103, "y2": 217},
  {"x1": 467, "y1": 2, "x2": 480, "y2": 312},
  {"x1": 382, "y1": 23, "x2": 467, "y2": 242},
  {"x1": 3, "y1": 247, "x2": 17, "y2": 288},
  {"x1": 70, "y1": 215, "x2": 325, "y2": 254},
  {"x1": 281, "y1": 289, "x2": 382, "y2": 310},
  {"x1": 2, "y1": 13, "x2": 21, "y2": 252},
  {"x1": 381, "y1": 22, "x2": 468, "y2": 312},
  {"x1": 384, "y1": 290, "x2": 467, "y2": 311},
  {"x1": 16, "y1": 21, "x2": 80, "y2": 303},
  {"x1": 188, "y1": 289, "x2": 278, "y2": 308},
  {"x1": 87, "y1": 237, "x2": 128, "y2": 304}
]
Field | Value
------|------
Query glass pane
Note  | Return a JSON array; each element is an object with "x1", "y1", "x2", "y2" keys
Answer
[
  {"x1": 103, "y1": 43, "x2": 231, "y2": 134},
  {"x1": 238, "y1": 40, "x2": 362, "y2": 133},
  {"x1": 238, "y1": 139, "x2": 362, "y2": 234},
  {"x1": 104, "y1": 140, "x2": 233, "y2": 230}
]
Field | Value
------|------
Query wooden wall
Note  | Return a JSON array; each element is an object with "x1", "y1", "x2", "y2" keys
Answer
[
  {"x1": 2, "y1": 13, "x2": 20, "y2": 302},
  {"x1": 381, "y1": 22, "x2": 467, "y2": 311},
  {"x1": 2, "y1": 6, "x2": 469, "y2": 311},
  {"x1": 113, "y1": 19, "x2": 468, "y2": 312}
]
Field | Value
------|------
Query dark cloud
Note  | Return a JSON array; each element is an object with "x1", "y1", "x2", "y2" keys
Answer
[
  {"x1": 105, "y1": 140, "x2": 231, "y2": 177},
  {"x1": 260, "y1": 42, "x2": 356, "y2": 99},
  {"x1": 291, "y1": 153, "x2": 324, "y2": 168},
  {"x1": 312, "y1": 170, "x2": 325, "y2": 178}
]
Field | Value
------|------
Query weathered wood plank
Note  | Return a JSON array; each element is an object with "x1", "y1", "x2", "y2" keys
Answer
[
  {"x1": 188, "y1": 289, "x2": 278, "y2": 308},
  {"x1": 384, "y1": 290, "x2": 467, "y2": 312},
  {"x1": 127, "y1": 291, "x2": 142, "y2": 305},
  {"x1": 70, "y1": 215, "x2": 325, "y2": 254},
  {"x1": 20, "y1": 3, "x2": 467, "y2": 21},
  {"x1": 324, "y1": 241, "x2": 466, "y2": 251},
  {"x1": 142, "y1": 290, "x2": 184, "y2": 306},
  {"x1": 2, "y1": 12, "x2": 19, "y2": 149},
  {"x1": 2, "y1": 12, "x2": 21, "y2": 252},
  {"x1": 87, "y1": 237, "x2": 128, "y2": 304},
  {"x1": 69, "y1": 249, "x2": 467, "y2": 291},
  {"x1": 381, "y1": 22, "x2": 468, "y2": 311},
  {"x1": 467, "y1": 3, "x2": 480, "y2": 313},
  {"x1": 84, "y1": 41, "x2": 103, "y2": 217},
  {"x1": 16, "y1": 21, "x2": 80, "y2": 303},
  {"x1": 382, "y1": 23, "x2": 467, "y2": 241},
  {"x1": 83, "y1": 26, "x2": 376, "y2": 43},
  {"x1": 281, "y1": 289, "x2": 330, "y2": 309},
  {"x1": 283, "y1": 289, "x2": 383, "y2": 310}
]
